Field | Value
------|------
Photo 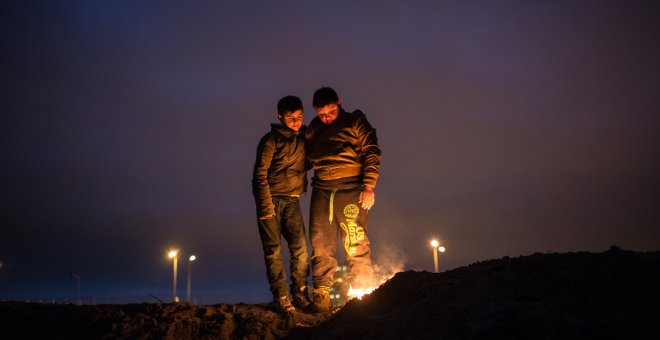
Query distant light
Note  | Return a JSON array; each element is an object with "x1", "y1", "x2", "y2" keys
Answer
[
  {"x1": 438, "y1": 246, "x2": 446, "y2": 253},
  {"x1": 430, "y1": 240, "x2": 439, "y2": 248},
  {"x1": 168, "y1": 250, "x2": 178, "y2": 258},
  {"x1": 189, "y1": 255, "x2": 196, "y2": 261}
]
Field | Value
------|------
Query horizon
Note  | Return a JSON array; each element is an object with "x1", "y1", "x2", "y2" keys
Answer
[{"x1": 0, "y1": 245, "x2": 647, "y2": 304}]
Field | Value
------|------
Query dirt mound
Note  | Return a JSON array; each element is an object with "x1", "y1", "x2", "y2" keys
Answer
[
  {"x1": 2, "y1": 247, "x2": 659, "y2": 339},
  {"x1": 293, "y1": 247, "x2": 660, "y2": 339}
]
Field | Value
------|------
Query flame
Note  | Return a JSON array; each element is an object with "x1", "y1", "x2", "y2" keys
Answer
[
  {"x1": 346, "y1": 285, "x2": 376, "y2": 300},
  {"x1": 344, "y1": 266, "x2": 400, "y2": 301}
]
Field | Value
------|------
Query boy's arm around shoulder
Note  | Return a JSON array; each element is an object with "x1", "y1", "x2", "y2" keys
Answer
[{"x1": 300, "y1": 125, "x2": 313, "y2": 172}]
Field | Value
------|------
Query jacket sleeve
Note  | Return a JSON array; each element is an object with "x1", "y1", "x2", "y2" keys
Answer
[
  {"x1": 301, "y1": 125, "x2": 312, "y2": 171},
  {"x1": 353, "y1": 111, "x2": 381, "y2": 188},
  {"x1": 252, "y1": 133, "x2": 276, "y2": 217}
]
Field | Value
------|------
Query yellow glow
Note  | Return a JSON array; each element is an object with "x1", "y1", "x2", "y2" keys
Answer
[
  {"x1": 344, "y1": 273, "x2": 394, "y2": 301},
  {"x1": 347, "y1": 285, "x2": 376, "y2": 300},
  {"x1": 189, "y1": 255, "x2": 196, "y2": 261},
  {"x1": 430, "y1": 240, "x2": 439, "y2": 248},
  {"x1": 438, "y1": 246, "x2": 446, "y2": 252},
  {"x1": 168, "y1": 250, "x2": 178, "y2": 258}
]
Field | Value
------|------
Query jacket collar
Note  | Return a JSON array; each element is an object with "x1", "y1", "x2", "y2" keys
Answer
[
  {"x1": 271, "y1": 123, "x2": 299, "y2": 138},
  {"x1": 311, "y1": 109, "x2": 348, "y2": 127}
]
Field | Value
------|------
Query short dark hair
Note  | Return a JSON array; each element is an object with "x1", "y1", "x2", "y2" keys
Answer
[
  {"x1": 312, "y1": 87, "x2": 339, "y2": 108},
  {"x1": 277, "y1": 95, "x2": 303, "y2": 116}
]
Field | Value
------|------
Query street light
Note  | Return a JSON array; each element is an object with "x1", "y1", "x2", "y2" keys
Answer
[
  {"x1": 435, "y1": 244, "x2": 447, "y2": 272},
  {"x1": 187, "y1": 255, "x2": 196, "y2": 303},
  {"x1": 168, "y1": 249, "x2": 179, "y2": 303},
  {"x1": 430, "y1": 240, "x2": 439, "y2": 273}
]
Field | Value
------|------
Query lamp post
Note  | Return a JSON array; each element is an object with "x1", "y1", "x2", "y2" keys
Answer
[
  {"x1": 187, "y1": 255, "x2": 196, "y2": 303},
  {"x1": 438, "y1": 245, "x2": 446, "y2": 272},
  {"x1": 430, "y1": 240, "x2": 439, "y2": 273},
  {"x1": 168, "y1": 249, "x2": 179, "y2": 303}
]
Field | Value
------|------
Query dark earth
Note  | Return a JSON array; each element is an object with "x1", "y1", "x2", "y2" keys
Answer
[{"x1": 2, "y1": 246, "x2": 659, "y2": 339}]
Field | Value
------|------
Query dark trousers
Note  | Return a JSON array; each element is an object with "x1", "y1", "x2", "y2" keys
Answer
[
  {"x1": 309, "y1": 187, "x2": 374, "y2": 290},
  {"x1": 257, "y1": 196, "x2": 309, "y2": 299}
]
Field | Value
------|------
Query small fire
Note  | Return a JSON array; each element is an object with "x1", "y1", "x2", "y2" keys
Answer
[
  {"x1": 346, "y1": 285, "x2": 376, "y2": 300},
  {"x1": 341, "y1": 263, "x2": 401, "y2": 302}
]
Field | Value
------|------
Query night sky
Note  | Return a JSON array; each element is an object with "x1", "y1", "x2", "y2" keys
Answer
[{"x1": 2, "y1": 1, "x2": 659, "y2": 304}]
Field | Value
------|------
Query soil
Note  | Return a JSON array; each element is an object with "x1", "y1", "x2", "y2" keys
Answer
[{"x1": 2, "y1": 247, "x2": 659, "y2": 339}]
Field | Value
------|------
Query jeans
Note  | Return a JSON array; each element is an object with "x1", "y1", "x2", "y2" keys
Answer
[
  {"x1": 309, "y1": 187, "x2": 374, "y2": 290},
  {"x1": 257, "y1": 196, "x2": 309, "y2": 298}
]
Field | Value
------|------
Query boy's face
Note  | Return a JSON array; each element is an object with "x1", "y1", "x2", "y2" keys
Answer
[
  {"x1": 278, "y1": 109, "x2": 303, "y2": 132},
  {"x1": 315, "y1": 100, "x2": 341, "y2": 125}
]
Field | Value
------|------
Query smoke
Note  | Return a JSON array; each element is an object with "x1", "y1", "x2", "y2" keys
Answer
[{"x1": 372, "y1": 241, "x2": 407, "y2": 284}]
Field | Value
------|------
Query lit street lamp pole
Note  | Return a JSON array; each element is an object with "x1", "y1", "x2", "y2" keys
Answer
[
  {"x1": 168, "y1": 250, "x2": 179, "y2": 303},
  {"x1": 431, "y1": 240, "x2": 439, "y2": 273},
  {"x1": 187, "y1": 255, "x2": 196, "y2": 303},
  {"x1": 438, "y1": 245, "x2": 446, "y2": 272}
]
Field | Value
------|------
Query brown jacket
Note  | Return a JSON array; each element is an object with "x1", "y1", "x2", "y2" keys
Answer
[
  {"x1": 252, "y1": 124, "x2": 307, "y2": 217},
  {"x1": 305, "y1": 110, "x2": 381, "y2": 189}
]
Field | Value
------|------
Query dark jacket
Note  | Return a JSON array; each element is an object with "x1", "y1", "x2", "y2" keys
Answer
[
  {"x1": 252, "y1": 124, "x2": 307, "y2": 217},
  {"x1": 305, "y1": 109, "x2": 381, "y2": 190}
]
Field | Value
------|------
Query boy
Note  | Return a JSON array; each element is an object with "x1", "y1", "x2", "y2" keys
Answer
[
  {"x1": 252, "y1": 95, "x2": 312, "y2": 313},
  {"x1": 305, "y1": 87, "x2": 381, "y2": 312}
]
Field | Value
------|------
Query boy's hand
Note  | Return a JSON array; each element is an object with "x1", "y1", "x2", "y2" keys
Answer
[
  {"x1": 260, "y1": 214, "x2": 275, "y2": 220},
  {"x1": 359, "y1": 185, "x2": 375, "y2": 210}
]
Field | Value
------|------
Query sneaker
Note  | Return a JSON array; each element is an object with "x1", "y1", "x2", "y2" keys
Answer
[
  {"x1": 291, "y1": 286, "x2": 312, "y2": 310},
  {"x1": 311, "y1": 288, "x2": 331, "y2": 313},
  {"x1": 272, "y1": 295, "x2": 295, "y2": 314}
]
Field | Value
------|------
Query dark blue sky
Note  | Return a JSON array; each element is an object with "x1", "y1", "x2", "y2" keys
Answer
[{"x1": 2, "y1": 1, "x2": 659, "y2": 303}]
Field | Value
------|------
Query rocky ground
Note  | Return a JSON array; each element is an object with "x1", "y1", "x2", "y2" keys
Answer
[
  {"x1": 0, "y1": 300, "x2": 332, "y2": 339},
  {"x1": 2, "y1": 247, "x2": 659, "y2": 339}
]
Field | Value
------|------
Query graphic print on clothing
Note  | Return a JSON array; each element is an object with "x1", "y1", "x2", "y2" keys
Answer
[{"x1": 339, "y1": 204, "x2": 365, "y2": 256}]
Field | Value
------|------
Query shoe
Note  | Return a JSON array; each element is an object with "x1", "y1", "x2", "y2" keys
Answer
[
  {"x1": 272, "y1": 295, "x2": 295, "y2": 314},
  {"x1": 291, "y1": 286, "x2": 312, "y2": 309},
  {"x1": 311, "y1": 288, "x2": 331, "y2": 313}
]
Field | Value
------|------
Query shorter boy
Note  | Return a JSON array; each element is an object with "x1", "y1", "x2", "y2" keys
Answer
[{"x1": 252, "y1": 95, "x2": 311, "y2": 313}]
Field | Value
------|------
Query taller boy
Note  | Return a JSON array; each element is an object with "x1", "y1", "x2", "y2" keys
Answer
[
  {"x1": 252, "y1": 95, "x2": 311, "y2": 313},
  {"x1": 305, "y1": 87, "x2": 382, "y2": 312}
]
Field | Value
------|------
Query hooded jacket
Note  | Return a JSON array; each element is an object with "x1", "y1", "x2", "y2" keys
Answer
[
  {"x1": 305, "y1": 109, "x2": 381, "y2": 190},
  {"x1": 252, "y1": 123, "x2": 307, "y2": 217}
]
